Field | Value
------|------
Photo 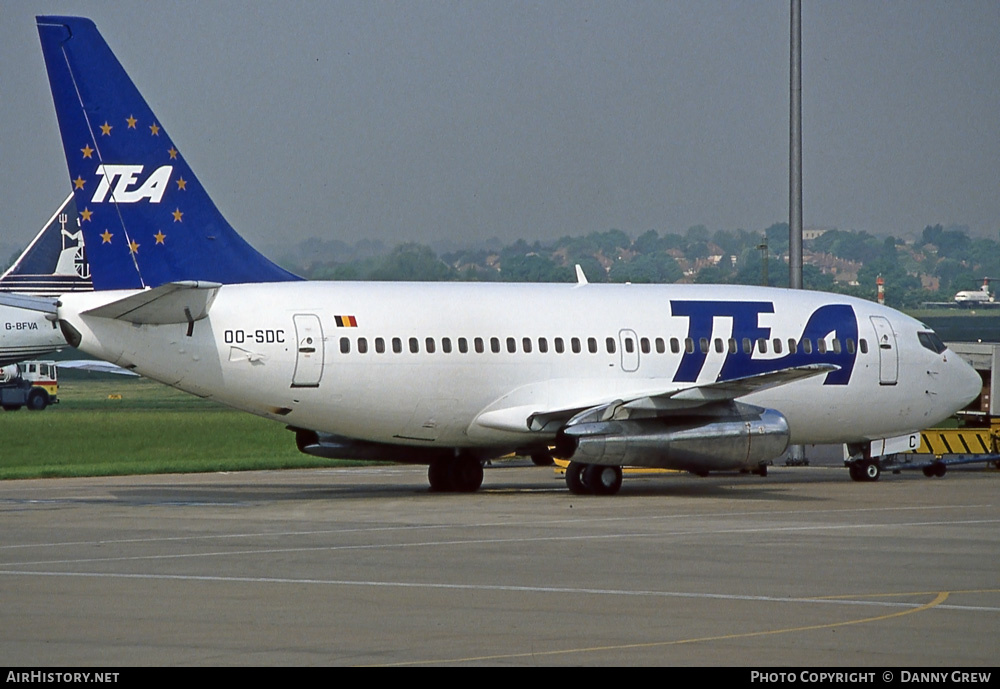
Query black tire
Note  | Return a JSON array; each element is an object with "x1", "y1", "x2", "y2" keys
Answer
[
  {"x1": 451, "y1": 459, "x2": 484, "y2": 492},
  {"x1": 583, "y1": 465, "x2": 623, "y2": 496},
  {"x1": 933, "y1": 462, "x2": 947, "y2": 478},
  {"x1": 26, "y1": 388, "x2": 47, "y2": 411},
  {"x1": 922, "y1": 465, "x2": 935, "y2": 478},
  {"x1": 2, "y1": 404, "x2": 22, "y2": 412},
  {"x1": 848, "y1": 463, "x2": 863, "y2": 482},
  {"x1": 565, "y1": 462, "x2": 591, "y2": 495},
  {"x1": 428, "y1": 460, "x2": 453, "y2": 492},
  {"x1": 861, "y1": 459, "x2": 881, "y2": 482}
]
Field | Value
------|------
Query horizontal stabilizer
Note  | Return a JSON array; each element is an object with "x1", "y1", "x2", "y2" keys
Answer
[
  {"x1": 0, "y1": 292, "x2": 59, "y2": 315},
  {"x1": 58, "y1": 359, "x2": 139, "y2": 376},
  {"x1": 82, "y1": 280, "x2": 221, "y2": 325}
]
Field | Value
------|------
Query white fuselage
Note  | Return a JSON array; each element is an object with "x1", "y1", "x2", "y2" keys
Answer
[
  {"x1": 0, "y1": 304, "x2": 64, "y2": 366},
  {"x1": 56, "y1": 281, "x2": 981, "y2": 451}
]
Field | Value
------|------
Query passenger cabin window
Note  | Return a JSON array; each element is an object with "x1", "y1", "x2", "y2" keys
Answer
[
  {"x1": 522, "y1": 337, "x2": 532, "y2": 353},
  {"x1": 606, "y1": 337, "x2": 616, "y2": 354},
  {"x1": 757, "y1": 338, "x2": 767, "y2": 354},
  {"x1": 772, "y1": 338, "x2": 782, "y2": 354},
  {"x1": 340, "y1": 337, "x2": 350, "y2": 354},
  {"x1": 491, "y1": 337, "x2": 501, "y2": 354},
  {"x1": 506, "y1": 337, "x2": 516, "y2": 354},
  {"x1": 801, "y1": 338, "x2": 812, "y2": 354},
  {"x1": 859, "y1": 339, "x2": 868, "y2": 354},
  {"x1": 572, "y1": 337, "x2": 582, "y2": 354},
  {"x1": 714, "y1": 338, "x2": 724, "y2": 354},
  {"x1": 670, "y1": 338, "x2": 680, "y2": 354},
  {"x1": 699, "y1": 337, "x2": 709, "y2": 354},
  {"x1": 655, "y1": 338, "x2": 665, "y2": 354},
  {"x1": 375, "y1": 337, "x2": 385, "y2": 354},
  {"x1": 538, "y1": 338, "x2": 548, "y2": 353},
  {"x1": 458, "y1": 337, "x2": 468, "y2": 353},
  {"x1": 475, "y1": 337, "x2": 485, "y2": 354},
  {"x1": 588, "y1": 337, "x2": 598, "y2": 354},
  {"x1": 409, "y1": 337, "x2": 419, "y2": 354},
  {"x1": 442, "y1": 337, "x2": 452, "y2": 354},
  {"x1": 817, "y1": 339, "x2": 827, "y2": 354},
  {"x1": 555, "y1": 337, "x2": 565, "y2": 354},
  {"x1": 640, "y1": 337, "x2": 650, "y2": 354},
  {"x1": 392, "y1": 337, "x2": 402, "y2": 354},
  {"x1": 357, "y1": 337, "x2": 368, "y2": 354}
]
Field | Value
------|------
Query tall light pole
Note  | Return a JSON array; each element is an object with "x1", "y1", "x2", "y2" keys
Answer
[
  {"x1": 789, "y1": 0, "x2": 803, "y2": 290},
  {"x1": 787, "y1": 0, "x2": 807, "y2": 466}
]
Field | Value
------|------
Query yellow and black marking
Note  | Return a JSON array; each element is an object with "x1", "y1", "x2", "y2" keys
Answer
[{"x1": 917, "y1": 428, "x2": 998, "y2": 456}]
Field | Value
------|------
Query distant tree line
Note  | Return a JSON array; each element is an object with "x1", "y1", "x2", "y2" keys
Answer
[{"x1": 276, "y1": 222, "x2": 1000, "y2": 309}]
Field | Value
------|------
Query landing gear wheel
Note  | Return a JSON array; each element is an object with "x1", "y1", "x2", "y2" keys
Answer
[
  {"x1": 26, "y1": 389, "x2": 47, "y2": 411},
  {"x1": 451, "y1": 459, "x2": 484, "y2": 492},
  {"x1": 583, "y1": 465, "x2": 623, "y2": 496},
  {"x1": 428, "y1": 460, "x2": 453, "y2": 492},
  {"x1": 565, "y1": 461, "x2": 591, "y2": 495},
  {"x1": 428, "y1": 457, "x2": 484, "y2": 493},
  {"x1": 860, "y1": 459, "x2": 880, "y2": 482}
]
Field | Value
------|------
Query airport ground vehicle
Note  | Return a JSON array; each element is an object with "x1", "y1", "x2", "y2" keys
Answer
[{"x1": 0, "y1": 360, "x2": 59, "y2": 411}]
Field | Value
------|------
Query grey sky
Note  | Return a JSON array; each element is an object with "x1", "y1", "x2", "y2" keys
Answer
[{"x1": 2, "y1": 1, "x2": 999, "y2": 254}]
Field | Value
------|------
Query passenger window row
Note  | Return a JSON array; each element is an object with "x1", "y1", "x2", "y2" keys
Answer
[{"x1": 338, "y1": 334, "x2": 869, "y2": 356}]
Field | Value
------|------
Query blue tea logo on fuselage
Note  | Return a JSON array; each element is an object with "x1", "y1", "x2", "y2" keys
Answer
[{"x1": 669, "y1": 300, "x2": 858, "y2": 385}]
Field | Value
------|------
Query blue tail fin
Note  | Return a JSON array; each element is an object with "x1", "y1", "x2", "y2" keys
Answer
[
  {"x1": 36, "y1": 16, "x2": 300, "y2": 290},
  {"x1": 0, "y1": 194, "x2": 93, "y2": 296}
]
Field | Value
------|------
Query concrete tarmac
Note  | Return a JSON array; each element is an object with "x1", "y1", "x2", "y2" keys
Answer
[{"x1": 1, "y1": 462, "x2": 998, "y2": 666}]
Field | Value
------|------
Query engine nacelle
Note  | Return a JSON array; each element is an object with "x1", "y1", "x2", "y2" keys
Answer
[{"x1": 556, "y1": 406, "x2": 790, "y2": 473}]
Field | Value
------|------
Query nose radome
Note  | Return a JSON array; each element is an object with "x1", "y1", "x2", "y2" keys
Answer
[{"x1": 953, "y1": 357, "x2": 983, "y2": 410}]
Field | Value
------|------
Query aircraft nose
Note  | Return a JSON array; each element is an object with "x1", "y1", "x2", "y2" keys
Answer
[{"x1": 950, "y1": 355, "x2": 982, "y2": 410}]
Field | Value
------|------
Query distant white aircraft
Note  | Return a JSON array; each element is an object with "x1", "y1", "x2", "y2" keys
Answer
[
  {"x1": 954, "y1": 279, "x2": 993, "y2": 305},
  {"x1": 0, "y1": 194, "x2": 92, "y2": 365},
  {"x1": 9, "y1": 16, "x2": 981, "y2": 495}
]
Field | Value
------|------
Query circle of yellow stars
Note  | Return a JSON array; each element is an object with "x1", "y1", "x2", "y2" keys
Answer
[{"x1": 76, "y1": 114, "x2": 187, "y2": 254}]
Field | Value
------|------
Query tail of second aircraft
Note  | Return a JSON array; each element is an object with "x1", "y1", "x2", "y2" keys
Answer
[
  {"x1": 0, "y1": 194, "x2": 93, "y2": 296},
  {"x1": 36, "y1": 16, "x2": 300, "y2": 290}
]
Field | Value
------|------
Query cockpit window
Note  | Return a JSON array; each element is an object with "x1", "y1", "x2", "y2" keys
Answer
[{"x1": 918, "y1": 331, "x2": 947, "y2": 354}]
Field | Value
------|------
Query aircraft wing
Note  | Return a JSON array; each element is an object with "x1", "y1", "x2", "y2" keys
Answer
[
  {"x1": 475, "y1": 363, "x2": 839, "y2": 434},
  {"x1": 82, "y1": 281, "x2": 222, "y2": 325}
]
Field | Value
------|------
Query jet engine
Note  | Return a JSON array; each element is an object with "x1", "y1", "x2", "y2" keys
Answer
[{"x1": 555, "y1": 403, "x2": 790, "y2": 473}]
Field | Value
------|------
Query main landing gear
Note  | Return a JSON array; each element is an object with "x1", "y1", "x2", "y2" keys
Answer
[
  {"x1": 565, "y1": 462, "x2": 623, "y2": 496},
  {"x1": 428, "y1": 455, "x2": 484, "y2": 493}
]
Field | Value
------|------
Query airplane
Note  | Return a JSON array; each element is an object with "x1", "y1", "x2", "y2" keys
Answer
[
  {"x1": 0, "y1": 194, "x2": 93, "y2": 366},
  {"x1": 954, "y1": 278, "x2": 994, "y2": 305},
  {"x1": 5, "y1": 15, "x2": 982, "y2": 495}
]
